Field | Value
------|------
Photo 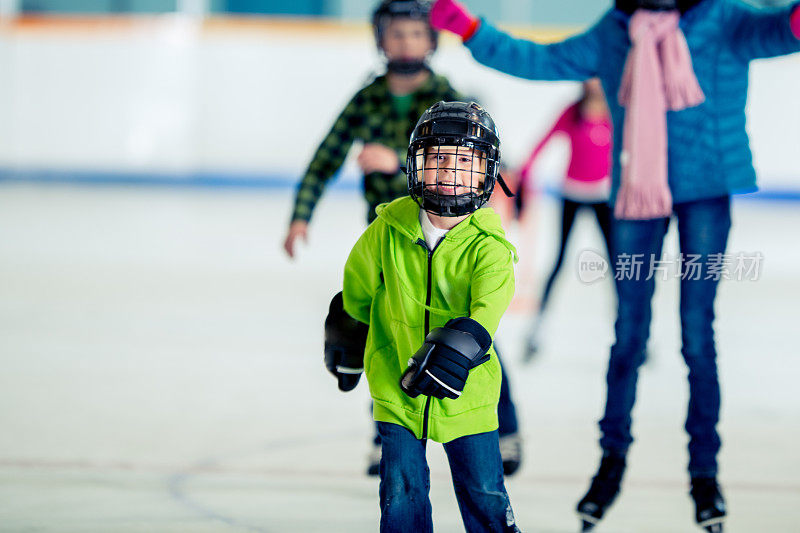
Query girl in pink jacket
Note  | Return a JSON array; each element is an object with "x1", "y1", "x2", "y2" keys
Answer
[{"x1": 519, "y1": 80, "x2": 612, "y2": 359}]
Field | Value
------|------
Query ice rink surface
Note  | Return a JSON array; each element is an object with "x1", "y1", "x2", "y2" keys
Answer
[{"x1": 0, "y1": 183, "x2": 798, "y2": 532}]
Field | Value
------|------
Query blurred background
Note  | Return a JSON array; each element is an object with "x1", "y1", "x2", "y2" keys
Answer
[{"x1": 0, "y1": 1, "x2": 798, "y2": 532}]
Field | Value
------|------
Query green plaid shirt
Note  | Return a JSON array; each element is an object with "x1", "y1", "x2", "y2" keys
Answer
[{"x1": 291, "y1": 72, "x2": 461, "y2": 224}]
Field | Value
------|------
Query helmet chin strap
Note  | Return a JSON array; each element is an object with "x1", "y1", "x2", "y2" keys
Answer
[
  {"x1": 386, "y1": 59, "x2": 428, "y2": 75},
  {"x1": 422, "y1": 191, "x2": 481, "y2": 217},
  {"x1": 496, "y1": 174, "x2": 514, "y2": 198}
]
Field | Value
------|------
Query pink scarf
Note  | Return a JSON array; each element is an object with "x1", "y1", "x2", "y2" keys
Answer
[{"x1": 615, "y1": 10, "x2": 705, "y2": 220}]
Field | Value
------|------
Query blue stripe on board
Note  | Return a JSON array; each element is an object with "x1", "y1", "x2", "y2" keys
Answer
[
  {"x1": 531, "y1": 184, "x2": 800, "y2": 203},
  {"x1": 0, "y1": 168, "x2": 360, "y2": 192},
  {"x1": 1, "y1": 167, "x2": 799, "y2": 201}
]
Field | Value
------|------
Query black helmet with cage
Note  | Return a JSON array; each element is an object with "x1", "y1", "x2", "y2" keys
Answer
[
  {"x1": 372, "y1": 0, "x2": 438, "y2": 74},
  {"x1": 407, "y1": 101, "x2": 510, "y2": 217}
]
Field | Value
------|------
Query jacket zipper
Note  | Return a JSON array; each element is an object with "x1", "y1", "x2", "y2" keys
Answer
[{"x1": 416, "y1": 236, "x2": 442, "y2": 442}]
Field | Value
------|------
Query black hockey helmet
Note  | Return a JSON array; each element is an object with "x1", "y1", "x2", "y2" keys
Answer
[
  {"x1": 372, "y1": 0, "x2": 438, "y2": 52},
  {"x1": 407, "y1": 101, "x2": 511, "y2": 217}
]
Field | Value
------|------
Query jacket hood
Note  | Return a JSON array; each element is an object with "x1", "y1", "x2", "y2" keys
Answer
[{"x1": 376, "y1": 196, "x2": 518, "y2": 261}]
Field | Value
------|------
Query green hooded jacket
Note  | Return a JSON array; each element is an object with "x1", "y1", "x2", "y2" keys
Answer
[{"x1": 342, "y1": 196, "x2": 518, "y2": 443}]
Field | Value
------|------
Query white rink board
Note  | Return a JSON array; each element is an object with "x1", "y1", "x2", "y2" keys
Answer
[{"x1": 0, "y1": 19, "x2": 798, "y2": 191}]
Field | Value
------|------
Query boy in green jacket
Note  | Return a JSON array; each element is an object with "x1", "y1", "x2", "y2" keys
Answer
[
  {"x1": 295, "y1": 0, "x2": 525, "y2": 478},
  {"x1": 325, "y1": 101, "x2": 520, "y2": 532}
]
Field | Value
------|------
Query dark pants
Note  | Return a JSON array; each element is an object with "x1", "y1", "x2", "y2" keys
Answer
[
  {"x1": 377, "y1": 422, "x2": 519, "y2": 533},
  {"x1": 496, "y1": 343, "x2": 519, "y2": 436},
  {"x1": 374, "y1": 346, "x2": 518, "y2": 444},
  {"x1": 599, "y1": 196, "x2": 731, "y2": 477},
  {"x1": 540, "y1": 197, "x2": 612, "y2": 312}
]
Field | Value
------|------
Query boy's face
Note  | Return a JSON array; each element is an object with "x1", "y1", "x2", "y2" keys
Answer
[
  {"x1": 381, "y1": 19, "x2": 435, "y2": 62},
  {"x1": 419, "y1": 145, "x2": 487, "y2": 196}
]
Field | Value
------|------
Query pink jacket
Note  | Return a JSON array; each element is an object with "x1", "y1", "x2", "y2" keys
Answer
[{"x1": 520, "y1": 103, "x2": 612, "y2": 196}]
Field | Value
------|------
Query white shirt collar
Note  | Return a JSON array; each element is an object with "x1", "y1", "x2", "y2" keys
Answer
[{"x1": 419, "y1": 209, "x2": 449, "y2": 250}]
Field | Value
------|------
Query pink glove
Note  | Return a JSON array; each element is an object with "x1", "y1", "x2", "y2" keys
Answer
[
  {"x1": 791, "y1": 4, "x2": 800, "y2": 40},
  {"x1": 430, "y1": 0, "x2": 480, "y2": 41}
]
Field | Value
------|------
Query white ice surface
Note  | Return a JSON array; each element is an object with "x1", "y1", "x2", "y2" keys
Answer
[{"x1": 0, "y1": 184, "x2": 798, "y2": 532}]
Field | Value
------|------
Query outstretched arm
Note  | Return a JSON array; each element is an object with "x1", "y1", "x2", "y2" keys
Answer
[
  {"x1": 518, "y1": 105, "x2": 575, "y2": 188},
  {"x1": 289, "y1": 94, "x2": 361, "y2": 225},
  {"x1": 466, "y1": 19, "x2": 604, "y2": 81},
  {"x1": 431, "y1": 0, "x2": 606, "y2": 81},
  {"x1": 724, "y1": 0, "x2": 800, "y2": 61},
  {"x1": 469, "y1": 244, "x2": 516, "y2": 338},
  {"x1": 514, "y1": 105, "x2": 575, "y2": 216},
  {"x1": 284, "y1": 94, "x2": 362, "y2": 258}
]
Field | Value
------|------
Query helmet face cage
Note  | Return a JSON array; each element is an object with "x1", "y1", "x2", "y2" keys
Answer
[
  {"x1": 372, "y1": 0, "x2": 438, "y2": 52},
  {"x1": 407, "y1": 136, "x2": 500, "y2": 217}
]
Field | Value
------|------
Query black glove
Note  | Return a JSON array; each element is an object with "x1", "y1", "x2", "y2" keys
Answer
[
  {"x1": 400, "y1": 317, "x2": 492, "y2": 400},
  {"x1": 324, "y1": 292, "x2": 368, "y2": 392}
]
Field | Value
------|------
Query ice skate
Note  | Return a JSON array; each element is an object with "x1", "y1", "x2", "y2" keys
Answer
[
  {"x1": 576, "y1": 453, "x2": 626, "y2": 531},
  {"x1": 521, "y1": 316, "x2": 543, "y2": 363},
  {"x1": 366, "y1": 442, "x2": 381, "y2": 477},
  {"x1": 499, "y1": 432, "x2": 523, "y2": 476},
  {"x1": 691, "y1": 477, "x2": 726, "y2": 533}
]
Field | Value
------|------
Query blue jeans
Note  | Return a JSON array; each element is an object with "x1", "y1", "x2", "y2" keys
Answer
[
  {"x1": 599, "y1": 196, "x2": 731, "y2": 477},
  {"x1": 377, "y1": 422, "x2": 519, "y2": 533}
]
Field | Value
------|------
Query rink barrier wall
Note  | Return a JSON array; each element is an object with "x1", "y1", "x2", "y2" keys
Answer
[
  {"x1": 0, "y1": 15, "x2": 577, "y2": 41},
  {"x1": 0, "y1": 16, "x2": 797, "y2": 193},
  {"x1": 2, "y1": 167, "x2": 799, "y2": 202}
]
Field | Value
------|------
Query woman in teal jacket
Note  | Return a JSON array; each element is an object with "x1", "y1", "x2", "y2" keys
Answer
[{"x1": 430, "y1": 0, "x2": 800, "y2": 531}]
